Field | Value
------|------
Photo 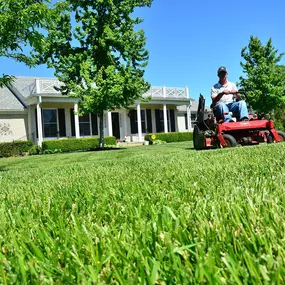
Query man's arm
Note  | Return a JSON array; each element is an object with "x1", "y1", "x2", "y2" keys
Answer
[
  {"x1": 231, "y1": 83, "x2": 241, "y2": 101},
  {"x1": 211, "y1": 89, "x2": 232, "y2": 104}
]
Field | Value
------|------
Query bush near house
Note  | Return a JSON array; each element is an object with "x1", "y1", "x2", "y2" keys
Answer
[
  {"x1": 0, "y1": 140, "x2": 33, "y2": 157},
  {"x1": 145, "y1": 132, "x2": 193, "y2": 144},
  {"x1": 42, "y1": 136, "x2": 116, "y2": 153}
]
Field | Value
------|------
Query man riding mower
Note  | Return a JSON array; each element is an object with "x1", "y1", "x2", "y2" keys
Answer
[
  {"x1": 193, "y1": 93, "x2": 285, "y2": 150},
  {"x1": 193, "y1": 66, "x2": 285, "y2": 150}
]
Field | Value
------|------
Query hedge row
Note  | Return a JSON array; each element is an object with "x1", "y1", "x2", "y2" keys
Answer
[
  {"x1": 145, "y1": 132, "x2": 193, "y2": 143},
  {"x1": 0, "y1": 141, "x2": 33, "y2": 157},
  {"x1": 42, "y1": 136, "x2": 116, "y2": 152}
]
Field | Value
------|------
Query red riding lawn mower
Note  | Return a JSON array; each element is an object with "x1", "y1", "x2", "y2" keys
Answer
[{"x1": 193, "y1": 94, "x2": 285, "y2": 150}]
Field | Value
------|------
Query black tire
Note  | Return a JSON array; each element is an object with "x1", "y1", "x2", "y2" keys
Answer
[
  {"x1": 193, "y1": 125, "x2": 205, "y2": 150},
  {"x1": 267, "y1": 130, "x2": 285, "y2": 143},
  {"x1": 222, "y1": 134, "x2": 238, "y2": 148}
]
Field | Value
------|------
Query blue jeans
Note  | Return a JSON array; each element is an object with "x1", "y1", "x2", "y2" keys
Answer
[{"x1": 214, "y1": 100, "x2": 249, "y2": 122}]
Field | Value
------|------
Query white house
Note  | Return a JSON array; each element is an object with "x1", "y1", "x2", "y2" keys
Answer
[{"x1": 0, "y1": 76, "x2": 198, "y2": 145}]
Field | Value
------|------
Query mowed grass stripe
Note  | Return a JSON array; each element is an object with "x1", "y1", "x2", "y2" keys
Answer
[{"x1": 0, "y1": 142, "x2": 285, "y2": 284}]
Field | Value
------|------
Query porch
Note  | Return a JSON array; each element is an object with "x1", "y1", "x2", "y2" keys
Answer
[{"x1": 25, "y1": 80, "x2": 192, "y2": 145}]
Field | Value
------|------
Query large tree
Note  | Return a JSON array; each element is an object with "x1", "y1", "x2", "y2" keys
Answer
[
  {"x1": 239, "y1": 36, "x2": 285, "y2": 117},
  {"x1": 0, "y1": 0, "x2": 51, "y2": 87},
  {"x1": 37, "y1": 0, "x2": 152, "y2": 147}
]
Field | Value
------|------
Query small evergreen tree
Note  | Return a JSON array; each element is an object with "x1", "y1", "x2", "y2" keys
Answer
[{"x1": 239, "y1": 36, "x2": 285, "y2": 118}]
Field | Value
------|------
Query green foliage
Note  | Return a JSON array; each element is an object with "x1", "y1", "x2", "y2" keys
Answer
[
  {"x1": 1, "y1": 142, "x2": 285, "y2": 283},
  {"x1": 28, "y1": 145, "x2": 42, "y2": 156},
  {"x1": 145, "y1": 132, "x2": 193, "y2": 143},
  {"x1": 239, "y1": 36, "x2": 285, "y2": 116},
  {"x1": 274, "y1": 106, "x2": 285, "y2": 131},
  {"x1": 0, "y1": 0, "x2": 51, "y2": 86},
  {"x1": 37, "y1": 0, "x2": 153, "y2": 146},
  {"x1": 152, "y1": 139, "x2": 167, "y2": 145},
  {"x1": 0, "y1": 140, "x2": 33, "y2": 157},
  {"x1": 42, "y1": 136, "x2": 116, "y2": 152}
]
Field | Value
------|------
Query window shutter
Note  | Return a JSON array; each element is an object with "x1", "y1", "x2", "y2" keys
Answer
[
  {"x1": 170, "y1": 109, "x2": 175, "y2": 132},
  {"x1": 91, "y1": 113, "x2": 98, "y2": 135},
  {"x1": 146, "y1": 109, "x2": 152, "y2": 133},
  {"x1": 58, "y1": 109, "x2": 66, "y2": 137},
  {"x1": 130, "y1": 110, "x2": 138, "y2": 134},
  {"x1": 155, "y1": 109, "x2": 162, "y2": 132}
]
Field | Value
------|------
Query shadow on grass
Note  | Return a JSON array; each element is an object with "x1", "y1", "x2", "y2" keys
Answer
[
  {"x1": 0, "y1": 166, "x2": 8, "y2": 172},
  {"x1": 90, "y1": 147, "x2": 127, "y2": 152}
]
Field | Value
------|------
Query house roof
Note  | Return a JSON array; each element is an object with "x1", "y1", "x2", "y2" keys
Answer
[
  {"x1": 0, "y1": 86, "x2": 26, "y2": 110},
  {"x1": 6, "y1": 76, "x2": 202, "y2": 109},
  {"x1": 11, "y1": 76, "x2": 38, "y2": 98},
  {"x1": 177, "y1": 100, "x2": 198, "y2": 112},
  {"x1": 177, "y1": 100, "x2": 211, "y2": 112}
]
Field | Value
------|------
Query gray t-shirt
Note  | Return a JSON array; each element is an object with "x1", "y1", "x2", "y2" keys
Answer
[{"x1": 211, "y1": 81, "x2": 238, "y2": 105}]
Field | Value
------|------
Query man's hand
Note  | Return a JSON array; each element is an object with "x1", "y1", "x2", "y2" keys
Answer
[{"x1": 223, "y1": 90, "x2": 237, "y2": 95}]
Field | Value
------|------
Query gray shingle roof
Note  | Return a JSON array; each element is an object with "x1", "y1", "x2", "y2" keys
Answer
[
  {"x1": 177, "y1": 100, "x2": 198, "y2": 112},
  {"x1": 177, "y1": 100, "x2": 210, "y2": 113},
  {"x1": 0, "y1": 87, "x2": 26, "y2": 110},
  {"x1": 12, "y1": 76, "x2": 37, "y2": 98}
]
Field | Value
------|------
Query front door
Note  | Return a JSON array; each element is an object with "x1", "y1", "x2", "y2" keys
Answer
[{"x1": 111, "y1": 112, "x2": 120, "y2": 139}]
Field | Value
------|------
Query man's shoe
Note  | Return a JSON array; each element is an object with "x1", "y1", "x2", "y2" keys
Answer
[{"x1": 240, "y1": 117, "x2": 249, "y2": 121}]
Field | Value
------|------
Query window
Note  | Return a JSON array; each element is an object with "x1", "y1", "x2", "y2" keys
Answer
[
  {"x1": 43, "y1": 109, "x2": 58, "y2": 137},
  {"x1": 79, "y1": 114, "x2": 91, "y2": 136},
  {"x1": 35, "y1": 109, "x2": 66, "y2": 138},
  {"x1": 155, "y1": 109, "x2": 170, "y2": 133},
  {"x1": 185, "y1": 113, "x2": 197, "y2": 130},
  {"x1": 70, "y1": 109, "x2": 98, "y2": 137},
  {"x1": 130, "y1": 109, "x2": 146, "y2": 134}
]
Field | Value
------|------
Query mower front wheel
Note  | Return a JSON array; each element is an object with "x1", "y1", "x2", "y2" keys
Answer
[
  {"x1": 267, "y1": 130, "x2": 285, "y2": 143},
  {"x1": 193, "y1": 125, "x2": 205, "y2": 150},
  {"x1": 222, "y1": 134, "x2": 238, "y2": 148}
]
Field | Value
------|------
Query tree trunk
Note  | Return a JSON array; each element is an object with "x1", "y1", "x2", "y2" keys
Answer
[{"x1": 99, "y1": 111, "x2": 104, "y2": 148}]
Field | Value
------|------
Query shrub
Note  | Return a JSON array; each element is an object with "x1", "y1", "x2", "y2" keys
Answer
[
  {"x1": 145, "y1": 132, "x2": 193, "y2": 144},
  {"x1": 42, "y1": 136, "x2": 116, "y2": 153},
  {"x1": 0, "y1": 140, "x2": 33, "y2": 157},
  {"x1": 28, "y1": 145, "x2": 42, "y2": 156},
  {"x1": 152, "y1": 139, "x2": 167, "y2": 145}
]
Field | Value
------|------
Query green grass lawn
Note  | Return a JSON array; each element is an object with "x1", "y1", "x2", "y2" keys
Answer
[{"x1": 1, "y1": 142, "x2": 285, "y2": 284}]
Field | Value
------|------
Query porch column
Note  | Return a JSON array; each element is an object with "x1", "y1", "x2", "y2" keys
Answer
[
  {"x1": 27, "y1": 106, "x2": 32, "y2": 142},
  {"x1": 151, "y1": 109, "x2": 156, "y2": 133},
  {"x1": 185, "y1": 86, "x2": 189, "y2": 98},
  {"x1": 174, "y1": 108, "x2": 178, "y2": 132},
  {"x1": 36, "y1": 96, "x2": 43, "y2": 147},
  {"x1": 186, "y1": 103, "x2": 192, "y2": 131},
  {"x1": 124, "y1": 109, "x2": 128, "y2": 138},
  {"x1": 108, "y1": 111, "x2": 113, "y2": 136},
  {"x1": 65, "y1": 108, "x2": 72, "y2": 137},
  {"x1": 163, "y1": 104, "x2": 168, "y2": 133},
  {"x1": 137, "y1": 103, "x2": 143, "y2": 142},
  {"x1": 162, "y1": 86, "x2": 166, "y2": 98},
  {"x1": 74, "y1": 103, "x2": 80, "y2": 138}
]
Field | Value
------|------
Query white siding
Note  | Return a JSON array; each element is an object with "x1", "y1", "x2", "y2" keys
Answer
[{"x1": 0, "y1": 114, "x2": 28, "y2": 142}]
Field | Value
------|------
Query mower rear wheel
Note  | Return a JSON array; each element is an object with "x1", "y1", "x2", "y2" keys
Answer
[
  {"x1": 222, "y1": 134, "x2": 238, "y2": 148},
  {"x1": 267, "y1": 130, "x2": 285, "y2": 143}
]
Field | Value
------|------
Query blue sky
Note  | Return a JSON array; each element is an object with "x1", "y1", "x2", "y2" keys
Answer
[{"x1": 1, "y1": 0, "x2": 285, "y2": 104}]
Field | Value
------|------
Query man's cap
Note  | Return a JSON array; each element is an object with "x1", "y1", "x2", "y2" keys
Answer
[{"x1": 217, "y1": 66, "x2": 227, "y2": 74}]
